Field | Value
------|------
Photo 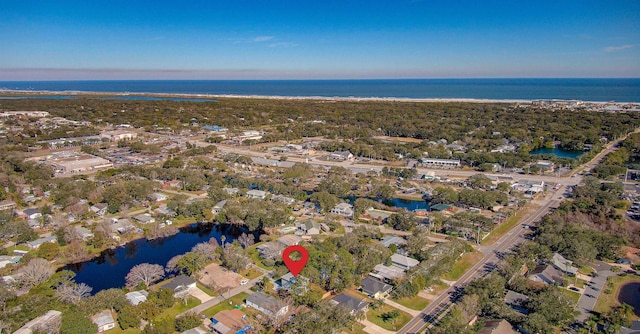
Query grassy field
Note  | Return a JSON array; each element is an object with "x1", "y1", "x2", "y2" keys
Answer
[
  {"x1": 246, "y1": 246, "x2": 275, "y2": 270},
  {"x1": 393, "y1": 295, "x2": 430, "y2": 310},
  {"x1": 482, "y1": 204, "x2": 539, "y2": 245},
  {"x1": 561, "y1": 289, "x2": 581, "y2": 304},
  {"x1": 238, "y1": 267, "x2": 263, "y2": 279},
  {"x1": 367, "y1": 304, "x2": 412, "y2": 331},
  {"x1": 203, "y1": 292, "x2": 250, "y2": 317},
  {"x1": 441, "y1": 250, "x2": 484, "y2": 281},
  {"x1": 156, "y1": 297, "x2": 201, "y2": 319},
  {"x1": 595, "y1": 275, "x2": 640, "y2": 320}
]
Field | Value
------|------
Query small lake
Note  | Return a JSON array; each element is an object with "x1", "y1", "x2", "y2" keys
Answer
[
  {"x1": 530, "y1": 147, "x2": 584, "y2": 159},
  {"x1": 385, "y1": 197, "x2": 429, "y2": 211},
  {"x1": 65, "y1": 223, "x2": 255, "y2": 293},
  {"x1": 618, "y1": 281, "x2": 640, "y2": 317},
  {"x1": 345, "y1": 196, "x2": 429, "y2": 211}
]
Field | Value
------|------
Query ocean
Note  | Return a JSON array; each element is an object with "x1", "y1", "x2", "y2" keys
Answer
[{"x1": 1, "y1": 78, "x2": 639, "y2": 102}]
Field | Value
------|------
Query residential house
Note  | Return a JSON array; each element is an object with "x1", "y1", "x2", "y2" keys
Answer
[
  {"x1": 380, "y1": 236, "x2": 407, "y2": 248},
  {"x1": 149, "y1": 192, "x2": 169, "y2": 202},
  {"x1": 391, "y1": 254, "x2": 420, "y2": 270},
  {"x1": 0, "y1": 200, "x2": 17, "y2": 211},
  {"x1": 133, "y1": 214, "x2": 155, "y2": 224},
  {"x1": 271, "y1": 194, "x2": 296, "y2": 205},
  {"x1": 256, "y1": 242, "x2": 284, "y2": 261},
  {"x1": 330, "y1": 202, "x2": 354, "y2": 217},
  {"x1": 476, "y1": 319, "x2": 517, "y2": 334},
  {"x1": 246, "y1": 292, "x2": 289, "y2": 317},
  {"x1": 331, "y1": 293, "x2": 368, "y2": 315},
  {"x1": 91, "y1": 310, "x2": 116, "y2": 332},
  {"x1": 154, "y1": 206, "x2": 175, "y2": 217},
  {"x1": 125, "y1": 290, "x2": 148, "y2": 306},
  {"x1": 222, "y1": 187, "x2": 240, "y2": 196},
  {"x1": 0, "y1": 255, "x2": 21, "y2": 269},
  {"x1": 211, "y1": 200, "x2": 227, "y2": 215},
  {"x1": 26, "y1": 236, "x2": 57, "y2": 249},
  {"x1": 528, "y1": 264, "x2": 565, "y2": 286},
  {"x1": 183, "y1": 327, "x2": 208, "y2": 334},
  {"x1": 13, "y1": 310, "x2": 62, "y2": 334},
  {"x1": 536, "y1": 160, "x2": 555, "y2": 172},
  {"x1": 278, "y1": 273, "x2": 309, "y2": 294},
  {"x1": 276, "y1": 235, "x2": 303, "y2": 247},
  {"x1": 162, "y1": 275, "x2": 196, "y2": 298},
  {"x1": 296, "y1": 220, "x2": 321, "y2": 236},
  {"x1": 90, "y1": 203, "x2": 108, "y2": 216},
  {"x1": 361, "y1": 208, "x2": 393, "y2": 223},
  {"x1": 208, "y1": 309, "x2": 251, "y2": 334},
  {"x1": 372, "y1": 264, "x2": 406, "y2": 281},
  {"x1": 246, "y1": 189, "x2": 268, "y2": 200},
  {"x1": 74, "y1": 226, "x2": 94, "y2": 241},
  {"x1": 112, "y1": 218, "x2": 135, "y2": 234},
  {"x1": 361, "y1": 276, "x2": 393, "y2": 299},
  {"x1": 504, "y1": 290, "x2": 529, "y2": 315},
  {"x1": 551, "y1": 253, "x2": 578, "y2": 276},
  {"x1": 23, "y1": 208, "x2": 42, "y2": 220}
]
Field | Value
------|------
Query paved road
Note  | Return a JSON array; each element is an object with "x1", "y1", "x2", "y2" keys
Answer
[{"x1": 397, "y1": 195, "x2": 561, "y2": 334}]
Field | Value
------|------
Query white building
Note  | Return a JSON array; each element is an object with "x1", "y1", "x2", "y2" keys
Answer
[
  {"x1": 330, "y1": 203, "x2": 354, "y2": 217},
  {"x1": 421, "y1": 158, "x2": 461, "y2": 168},
  {"x1": 246, "y1": 190, "x2": 268, "y2": 200}
]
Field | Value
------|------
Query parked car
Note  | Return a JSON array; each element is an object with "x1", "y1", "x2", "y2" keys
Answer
[
  {"x1": 569, "y1": 287, "x2": 580, "y2": 292},
  {"x1": 240, "y1": 279, "x2": 249, "y2": 285}
]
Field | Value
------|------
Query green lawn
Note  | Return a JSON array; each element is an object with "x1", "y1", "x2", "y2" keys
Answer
[
  {"x1": 561, "y1": 289, "x2": 581, "y2": 304},
  {"x1": 393, "y1": 295, "x2": 429, "y2": 310},
  {"x1": 441, "y1": 250, "x2": 483, "y2": 281},
  {"x1": 238, "y1": 268, "x2": 263, "y2": 280},
  {"x1": 156, "y1": 297, "x2": 201, "y2": 319},
  {"x1": 578, "y1": 265, "x2": 596, "y2": 276},
  {"x1": 595, "y1": 275, "x2": 640, "y2": 320},
  {"x1": 108, "y1": 327, "x2": 140, "y2": 334},
  {"x1": 367, "y1": 304, "x2": 412, "y2": 331},
  {"x1": 203, "y1": 292, "x2": 250, "y2": 318},
  {"x1": 196, "y1": 282, "x2": 218, "y2": 296}
]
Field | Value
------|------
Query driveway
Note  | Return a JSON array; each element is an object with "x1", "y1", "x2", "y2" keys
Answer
[
  {"x1": 189, "y1": 286, "x2": 213, "y2": 303},
  {"x1": 575, "y1": 261, "x2": 615, "y2": 322}
]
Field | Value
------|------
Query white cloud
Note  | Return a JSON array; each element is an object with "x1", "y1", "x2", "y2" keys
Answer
[
  {"x1": 253, "y1": 36, "x2": 274, "y2": 42},
  {"x1": 269, "y1": 42, "x2": 297, "y2": 48},
  {"x1": 604, "y1": 44, "x2": 633, "y2": 52}
]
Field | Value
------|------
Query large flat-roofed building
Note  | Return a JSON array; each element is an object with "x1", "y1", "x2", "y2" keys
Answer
[
  {"x1": 100, "y1": 130, "x2": 137, "y2": 141},
  {"x1": 0, "y1": 111, "x2": 50, "y2": 118},
  {"x1": 38, "y1": 151, "x2": 113, "y2": 175},
  {"x1": 421, "y1": 158, "x2": 461, "y2": 168}
]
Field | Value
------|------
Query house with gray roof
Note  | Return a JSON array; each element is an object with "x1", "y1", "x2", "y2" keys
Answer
[
  {"x1": 125, "y1": 290, "x2": 148, "y2": 306},
  {"x1": 91, "y1": 310, "x2": 116, "y2": 332},
  {"x1": 551, "y1": 253, "x2": 578, "y2": 275},
  {"x1": 162, "y1": 275, "x2": 196, "y2": 297},
  {"x1": 528, "y1": 264, "x2": 565, "y2": 286},
  {"x1": 380, "y1": 236, "x2": 407, "y2": 248},
  {"x1": 246, "y1": 292, "x2": 289, "y2": 317},
  {"x1": 211, "y1": 200, "x2": 227, "y2": 215},
  {"x1": 361, "y1": 276, "x2": 393, "y2": 299},
  {"x1": 330, "y1": 202, "x2": 354, "y2": 217},
  {"x1": 296, "y1": 220, "x2": 321, "y2": 235},
  {"x1": 331, "y1": 293, "x2": 368, "y2": 315},
  {"x1": 504, "y1": 290, "x2": 529, "y2": 314},
  {"x1": 26, "y1": 236, "x2": 57, "y2": 249},
  {"x1": 391, "y1": 253, "x2": 419, "y2": 270}
]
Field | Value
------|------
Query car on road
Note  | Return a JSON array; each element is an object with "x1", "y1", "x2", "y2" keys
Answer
[
  {"x1": 240, "y1": 279, "x2": 249, "y2": 285},
  {"x1": 585, "y1": 294, "x2": 595, "y2": 298}
]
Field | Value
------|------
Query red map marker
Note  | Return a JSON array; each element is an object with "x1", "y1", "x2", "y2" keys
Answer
[{"x1": 282, "y1": 245, "x2": 309, "y2": 277}]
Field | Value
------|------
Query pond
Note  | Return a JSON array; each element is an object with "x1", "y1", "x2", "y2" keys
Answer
[
  {"x1": 344, "y1": 196, "x2": 429, "y2": 211},
  {"x1": 530, "y1": 147, "x2": 583, "y2": 159},
  {"x1": 618, "y1": 281, "x2": 640, "y2": 317},
  {"x1": 64, "y1": 223, "x2": 256, "y2": 293}
]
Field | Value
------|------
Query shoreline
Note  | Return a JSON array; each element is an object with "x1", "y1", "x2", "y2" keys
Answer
[{"x1": 0, "y1": 88, "x2": 624, "y2": 104}]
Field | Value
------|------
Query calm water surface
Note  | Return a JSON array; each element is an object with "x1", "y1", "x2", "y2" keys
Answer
[{"x1": 65, "y1": 223, "x2": 255, "y2": 293}]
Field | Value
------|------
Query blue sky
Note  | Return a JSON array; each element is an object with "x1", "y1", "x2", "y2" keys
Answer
[{"x1": 0, "y1": 0, "x2": 638, "y2": 80}]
